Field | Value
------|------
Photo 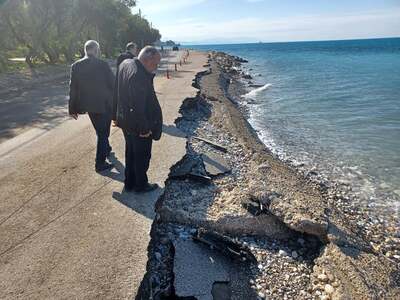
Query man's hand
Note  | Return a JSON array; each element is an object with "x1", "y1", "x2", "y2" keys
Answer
[
  {"x1": 70, "y1": 114, "x2": 78, "y2": 120},
  {"x1": 139, "y1": 131, "x2": 152, "y2": 138}
]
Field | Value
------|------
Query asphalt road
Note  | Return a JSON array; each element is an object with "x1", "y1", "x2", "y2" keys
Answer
[{"x1": 0, "y1": 51, "x2": 206, "y2": 299}]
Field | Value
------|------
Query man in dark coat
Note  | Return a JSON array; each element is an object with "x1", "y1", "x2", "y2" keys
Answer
[
  {"x1": 69, "y1": 40, "x2": 115, "y2": 172},
  {"x1": 113, "y1": 42, "x2": 137, "y2": 125},
  {"x1": 113, "y1": 46, "x2": 162, "y2": 193},
  {"x1": 117, "y1": 42, "x2": 137, "y2": 67}
]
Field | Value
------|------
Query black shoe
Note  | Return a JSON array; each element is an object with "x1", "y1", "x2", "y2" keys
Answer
[
  {"x1": 95, "y1": 162, "x2": 114, "y2": 172},
  {"x1": 134, "y1": 183, "x2": 159, "y2": 193},
  {"x1": 123, "y1": 185, "x2": 134, "y2": 193}
]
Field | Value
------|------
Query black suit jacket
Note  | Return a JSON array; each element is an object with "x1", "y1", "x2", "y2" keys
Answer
[
  {"x1": 114, "y1": 58, "x2": 163, "y2": 140},
  {"x1": 69, "y1": 56, "x2": 114, "y2": 115},
  {"x1": 113, "y1": 51, "x2": 135, "y2": 116},
  {"x1": 117, "y1": 51, "x2": 135, "y2": 67}
]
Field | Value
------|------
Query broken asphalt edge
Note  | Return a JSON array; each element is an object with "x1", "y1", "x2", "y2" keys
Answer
[
  {"x1": 135, "y1": 53, "x2": 400, "y2": 300},
  {"x1": 135, "y1": 60, "x2": 321, "y2": 300},
  {"x1": 135, "y1": 64, "x2": 212, "y2": 300}
]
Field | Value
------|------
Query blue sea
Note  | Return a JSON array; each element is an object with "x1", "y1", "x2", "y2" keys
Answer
[{"x1": 190, "y1": 38, "x2": 400, "y2": 215}]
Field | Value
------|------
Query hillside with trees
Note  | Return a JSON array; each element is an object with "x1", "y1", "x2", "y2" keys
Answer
[{"x1": 0, "y1": 0, "x2": 161, "y2": 71}]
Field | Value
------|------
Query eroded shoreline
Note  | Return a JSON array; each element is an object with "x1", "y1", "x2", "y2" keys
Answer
[{"x1": 136, "y1": 51, "x2": 399, "y2": 300}]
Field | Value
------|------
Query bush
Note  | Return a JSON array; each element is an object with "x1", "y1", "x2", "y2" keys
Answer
[{"x1": 0, "y1": 0, "x2": 160, "y2": 69}]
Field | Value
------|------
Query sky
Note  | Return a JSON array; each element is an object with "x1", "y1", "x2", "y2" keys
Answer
[{"x1": 133, "y1": 0, "x2": 400, "y2": 44}]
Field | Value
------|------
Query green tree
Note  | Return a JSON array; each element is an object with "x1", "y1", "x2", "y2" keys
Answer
[
  {"x1": 0, "y1": 0, "x2": 160, "y2": 71},
  {"x1": 120, "y1": 13, "x2": 161, "y2": 50}
]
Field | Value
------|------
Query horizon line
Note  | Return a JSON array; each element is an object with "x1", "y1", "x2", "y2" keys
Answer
[{"x1": 179, "y1": 36, "x2": 400, "y2": 46}]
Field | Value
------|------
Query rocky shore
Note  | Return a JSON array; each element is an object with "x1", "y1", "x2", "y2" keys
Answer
[{"x1": 135, "y1": 51, "x2": 400, "y2": 299}]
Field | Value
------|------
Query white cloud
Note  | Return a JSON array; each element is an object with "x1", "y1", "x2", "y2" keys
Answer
[
  {"x1": 134, "y1": 0, "x2": 207, "y2": 15},
  {"x1": 158, "y1": 10, "x2": 400, "y2": 43}
]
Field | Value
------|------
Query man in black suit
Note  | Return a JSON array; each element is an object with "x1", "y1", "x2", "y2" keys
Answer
[
  {"x1": 69, "y1": 40, "x2": 115, "y2": 172},
  {"x1": 113, "y1": 46, "x2": 162, "y2": 193},
  {"x1": 117, "y1": 42, "x2": 137, "y2": 67},
  {"x1": 113, "y1": 42, "x2": 137, "y2": 126}
]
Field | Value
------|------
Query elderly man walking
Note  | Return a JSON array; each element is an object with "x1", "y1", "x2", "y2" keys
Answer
[
  {"x1": 113, "y1": 42, "x2": 138, "y2": 125},
  {"x1": 117, "y1": 42, "x2": 138, "y2": 67},
  {"x1": 69, "y1": 40, "x2": 115, "y2": 172},
  {"x1": 113, "y1": 46, "x2": 162, "y2": 193}
]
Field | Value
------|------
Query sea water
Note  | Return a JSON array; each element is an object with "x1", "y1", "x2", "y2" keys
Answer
[{"x1": 191, "y1": 38, "x2": 400, "y2": 216}]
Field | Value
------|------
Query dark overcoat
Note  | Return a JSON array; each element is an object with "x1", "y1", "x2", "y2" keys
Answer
[
  {"x1": 69, "y1": 56, "x2": 114, "y2": 115},
  {"x1": 113, "y1": 58, "x2": 163, "y2": 140}
]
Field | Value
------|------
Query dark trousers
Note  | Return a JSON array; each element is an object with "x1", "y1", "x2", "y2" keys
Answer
[
  {"x1": 123, "y1": 130, "x2": 153, "y2": 189},
  {"x1": 88, "y1": 113, "x2": 112, "y2": 166}
]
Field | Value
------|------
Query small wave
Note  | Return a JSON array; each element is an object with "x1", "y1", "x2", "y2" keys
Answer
[{"x1": 242, "y1": 83, "x2": 272, "y2": 99}]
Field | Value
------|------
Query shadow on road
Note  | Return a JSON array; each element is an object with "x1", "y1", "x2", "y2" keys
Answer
[
  {"x1": 100, "y1": 153, "x2": 125, "y2": 183},
  {"x1": 112, "y1": 187, "x2": 164, "y2": 220},
  {"x1": 103, "y1": 153, "x2": 163, "y2": 220},
  {"x1": 0, "y1": 80, "x2": 69, "y2": 143}
]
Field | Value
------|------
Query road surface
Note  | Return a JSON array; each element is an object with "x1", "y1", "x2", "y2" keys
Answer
[{"x1": 0, "y1": 51, "x2": 207, "y2": 299}]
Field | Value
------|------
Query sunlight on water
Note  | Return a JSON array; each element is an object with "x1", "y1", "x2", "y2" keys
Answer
[{"x1": 192, "y1": 38, "x2": 400, "y2": 215}]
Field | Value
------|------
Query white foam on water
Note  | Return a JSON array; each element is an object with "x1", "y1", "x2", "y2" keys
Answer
[
  {"x1": 245, "y1": 100, "x2": 400, "y2": 216},
  {"x1": 242, "y1": 83, "x2": 272, "y2": 100}
]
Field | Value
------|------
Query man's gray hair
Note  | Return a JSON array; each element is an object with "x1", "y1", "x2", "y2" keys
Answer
[
  {"x1": 84, "y1": 40, "x2": 100, "y2": 57},
  {"x1": 126, "y1": 42, "x2": 137, "y2": 52},
  {"x1": 138, "y1": 46, "x2": 160, "y2": 61}
]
